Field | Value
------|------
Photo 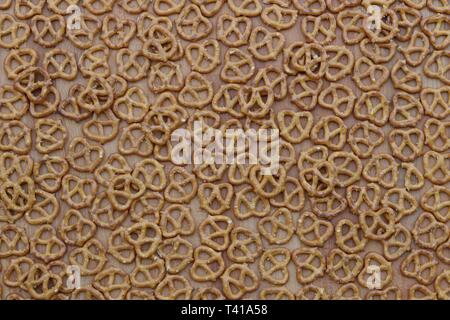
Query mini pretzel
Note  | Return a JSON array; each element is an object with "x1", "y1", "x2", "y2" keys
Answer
[
  {"x1": 260, "y1": 287, "x2": 294, "y2": 300},
  {"x1": 360, "y1": 207, "x2": 396, "y2": 240},
  {"x1": 434, "y1": 270, "x2": 450, "y2": 300},
  {"x1": 324, "y1": 45, "x2": 354, "y2": 82},
  {"x1": 186, "y1": 39, "x2": 220, "y2": 74},
  {"x1": 198, "y1": 182, "x2": 233, "y2": 216},
  {"x1": 353, "y1": 57, "x2": 389, "y2": 91},
  {"x1": 420, "y1": 87, "x2": 450, "y2": 120},
  {"x1": 69, "y1": 239, "x2": 107, "y2": 276},
  {"x1": 164, "y1": 167, "x2": 198, "y2": 204},
  {"x1": 421, "y1": 14, "x2": 450, "y2": 50},
  {"x1": 420, "y1": 185, "x2": 450, "y2": 223},
  {"x1": 389, "y1": 92, "x2": 424, "y2": 128},
  {"x1": 58, "y1": 84, "x2": 91, "y2": 121},
  {"x1": 199, "y1": 215, "x2": 233, "y2": 251},
  {"x1": 249, "y1": 164, "x2": 286, "y2": 198},
  {"x1": 25, "y1": 263, "x2": 62, "y2": 300},
  {"x1": 388, "y1": 128, "x2": 424, "y2": 162},
  {"x1": 3, "y1": 256, "x2": 33, "y2": 288},
  {"x1": 66, "y1": 13, "x2": 101, "y2": 49},
  {"x1": 270, "y1": 176, "x2": 306, "y2": 212},
  {"x1": 412, "y1": 211, "x2": 449, "y2": 250},
  {"x1": 175, "y1": 4, "x2": 212, "y2": 41},
  {"x1": 292, "y1": 247, "x2": 325, "y2": 284},
  {"x1": 178, "y1": 72, "x2": 213, "y2": 109},
  {"x1": 327, "y1": 248, "x2": 363, "y2": 284},
  {"x1": 190, "y1": 245, "x2": 225, "y2": 282},
  {"x1": 311, "y1": 115, "x2": 347, "y2": 151},
  {"x1": 0, "y1": 85, "x2": 29, "y2": 121},
  {"x1": 28, "y1": 84, "x2": 59, "y2": 118},
  {"x1": 84, "y1": 109, "x2": 119, "y2": 145},
  {"x1": 130, "y1": 256, "x2": 165, "y2": 288},
  {"x1": 359, "y1": 39, "x2": 397, "y2": 64},
  {"x1": 253, "y1": 66, "x2": 287, "y2": 100},
  {"x1": 30, "y1": 224, "x2": 66, "y2": 263},
  {"x1": 43, "y1": 48, "x2": 77, "y2": 80},
  {"x1": 58, "y1": 209, "x2": 96, "y2": 246},
  {"x1": 228, "y1": 0, "x2": 262, "y2": 16},
  {"x1": 160, "y1": 204, "x2": 195, "y2": 238},
  {"x1": 117, "y1": 124, "x2": 152, "y2": 157},
  {"x1": 77, "y1": 76, "x2": 114, "y2": 114},
  {"x1": 142, "y1": 25, "x2": 177, "y2": 62},
  {"x1": 301, "y1": 13, "x2": 336, "y2": 44},
  {"x1": 299, "y1": 160, "x2": 336, "y2": 197},
  {"x1": 329, "y1": 151, "x2": 362, "y2": 187},
  {"x1": 358, "y1": 252, "x2": 392, "y2": 290},
  {"x1": 381, "y1": 188, "x2": 417, "y2": 222},
  {"x1": 221, "y1": 48, "x2": 255, "y2": 84},
  {"x1": 258, "y1": 208, "x2": 295, "y2": 245},
  {"x1": 363, "y1": 8, "x2": 398, "y2": 43},
  {"x1": 71, "y1": 286, "x2": 105, "y2": 300},
  {"x1": 408, "y1": 284, "x2": 437, "y2": 300},
  {"x1": 155, "y1": 275, "x2": 192, "y2": 300},
  {"x1": 259, "y1": 248, "x2": 290, "y2": 285},
  {"x1": 0, "y1": 224, "x2": 29, "y2": 257},
  {"x1": 401, "y1": 249, "x2": 438, "y2": 285},
  {"x1": 310, "y1": 190, "x2": 347, "y2": 219},
  {"x1": 32, "y1": 155, "x2": 68, "y2": 194},
  {"x1": 354, "y1": 91, "x2": 389, "y2": 127},
  {"x1": 158, "y1": 236, "x2": 193, "y2": 273},
  {"x1": 293, "y1": 0, "x2": 326, "y2": 15},
  {"x1": 148, "y1": 61, "x2": 184, "y2": 93},
  {"x1": 296, "y1": 285, "x2": 329, "y2": 300},
  {"x1": 4, "y1": 49, "x2": 38, "y2": 81},
  {"x1": 61, "y1": 174, "x2": 97, "y2": 209},
  {"x1": 238, "y1": 85, "x2": 274, "y2": 119},
  {"x1": 336, "y1": 9, "x2": 365, "y2": 44},
  {"x1": 217, "y1": 14, "x2": 251, "y2": 47},
  {"x1": 297, "y1": 212, "x2": 333, "y2": 247},
  {"x1": 192, "y1": 0, "x2": 224, "y2": 16},
  {"x1": 437, "y1": 240, "x2": 450, "y2": 264},
  {"x1": 93, "y1": 267, "x2": 131, "y2": 300},
  {"x1": 399, "y1": 31, "x2": 430, "y2": 67},
  {"x1": 291, "y1": 42, "x2": 328, "y2": 79},
  {"x1": 115, "y1": 49, "x2": 149, "y2": 83},
  {"x1": 248, "y1": 26, "x2": 285, "y2": 61},
  {"x1": 227, "y1": 226, "x2": 262, "y2": 263},
  {"x1": 395, "y1": 5, "x2": 421, "y2": 42},
  {"x1": 335, "y1": 219, "x2": 367, "y2": 254},
  {"x1": 0, "y1": 13, "x2": 30, "y2": 49},
  {"x1": 288, "y1": 75, "x2": 323, "y2": 110},
  {"x1": 100, "y1": 14, "x2": 136, "y2": 49},
  {"x1": 318, "y1": 83, "x2": 355, "y2": 118},
  {"x1": 25, "y1": 189, "x2": 59, "y2": 225},
  {"x1": 0, "y1": 175, "x2": 35, "y2": 214},
  {"x1": 14, "y1": 67, "x2": 51, "y2": 103},
  {"x1": 14, "y1": 0, "x2": 45, "y2": 19},
  {"x1": 67, "y1": 137, "x2": 104, "y2": 173},
  {"x1": 348, "y1": 121, "x2": 384, "y2": 158},
  {"x1": 108, "y1": 227, "x2": 135, "y2": 264},
  {"x1": 153, "y1": 0, "x2": 185, "y2": 15},
  {"x1": 424, "y1": 50, "x2": 450, "y2": 85},
  {"x1": 30, "y1": 14, "x2": 65, "y2": 47},
  {"x1": 362, "y1": 154, "x2": 398, "y2": 189},
  {"x1": 424, "y1": 118, "x2": 449, "y2": 152},
  {"x1": 79, "y1": 44, "x2": 110, "y2": 78},
  {"x1": 298, "y1": 146, "x2": 329, "y2": 171},
  {"x1": 401, "y1": 163, "x2": 425, "y2": 191},
  {"x1": 261, "y1": 4, "x2": 297, "y2": 30},
  {"x1": 383, "y1": 223, "x2": 412, "y2": 261},
  {"x1": 366, "y1": 286, "x2": 402, "y2": 300},
  {"x1": 221, "y1": 263, "x2": 259, "y2": 300},
  {"x1": 391, "y1": 60, "x2": 422, "y2": 94}
]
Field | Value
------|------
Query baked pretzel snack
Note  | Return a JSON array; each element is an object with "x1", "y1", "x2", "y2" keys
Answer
[
  {"x1": 260, "y1": 287, "x2": 294, "y2": 300},
  {"x1": 155, "y1": 275, "x2": 193, "y2": 300},
  {"x1": 302, "y1": 13, "x2": 336, "y2": 44},
  {"x1": 412, "y1": 211, "x2": 449, "y2": 249},
  {"x1": 199, "y1": 215, "x2": 233, "y2": 251},
  {"x1": 366, "y1": 287, "x2": 402, "y2": 300},
  {"x1": 178, "y1": 72, "x2": 213, "y2": 109},
  {"x1": 297, "y1": 212, "x2": 333, "y2": 247},
  {"x1": 335, "y1": 219, "x2": 368, "y2": 254},
  {"x1": 420, "y1": 86, "x2": 450, "y2": 120},
  {"x1": 422, "y1": 151, "x2": 450, "y2": 185},
  {"x1": 360, "y1": 207, "x2": 396, "y2": 240},
  {"x1": 311, "y1": 116, "x2": 347, "y2": 151},
  {"x1": 325, "y1": 45, "x2": 354, "y2": 81},
  {"x1": 29, "y1": 85, "x2": 60, "y2": 118},
  {"x1": 30, "y1": 224, "x2": 66, "y2": 263},
  {"x1": 248, "y1": 26, "x2": 285, "y2": 61},
  {"x1": 354, "y1": 91, "x2": 389, "y2": 126},
  {"x1": 288, "y1": 75, "x2": 323, "y2": 110},
  {"x1": 358, "y1": 252, "x2": 393, "y2": 290},
  {"x1": 101, "y1": 14, "x2": 136, "y2": 49},
  {"x1": 221, "y1": 48, "x2": 255, "y2": 83},
  {"x1": 383, "y1": 223, "x2": 412, "y2": 261},
  {"x1": 408, "y1": 284, "x2": 437, "y2": 300},
  {"x1": 0, "y1": 85, "x2": 29, "y2": 120},
  {"x1": 291, "y1": 247, "x2": 325, "y2": 284},
  {"x1": 190, "y1": 245, "x2": 225, "y2": 282},
  {"x1": 336, "y1": 9, "x2": 365, "y2": 44},
  {"x1": 270, "y1": 176, "x2": 306, "y2": 212},
  {"x1": 348, "y1": 121, "x2": 384, "y2": 158},
  {"x1": 61, "y1": 175, "x2": 97, "y2": 209},
  {"x1": 0, "y1": 13, "x2": 30, "y2": 49},
  {"x1": 158, "y1": 236, "x2": 193, "y2": 273},
  {"x1": 391, "y1": 60, "x2": 422, "y2": 94},
  {"x1": 108, "y1": 227, "x2": 136, "y2": 264},
  {"x1": 4, "y1": 48, "x2": 38, "y2": 81},
  {"x1": 79, "y1": 44, "x2": 110, "y2": 78},
  {"x1": 434, "y1": 270, "x2": 450, "y2": 300},
  {"x1": 186, "y1": 39, "x2": 220, "y2": 74},
  {"x1": 30, "y1": 14, "x2": 65, "y2": 47},
  {"x1": 359, "y1": 39, "x2": 397, "y2": 64},
  {"x1": 399, "y1": 31, "x2": 430, "y2": 67},
  {"x1": 14, "y1": 67, "x2": 51, "y2": 104},
  {"x1": 401, "y1": 163, "x2": 425, "y2": 191},
  {"x1": 327, "y1": 248, "x2": 363, "y2": 284},
  {"x1": 259, "y1": 248, "x2": 290, "y2": 285},
  {"x1": 228, "y1": 0, "x2": 263, "y2": 16},
  {"x1": 353, "y1": 57, "x2": 389, "y2": 91},
  {"x1": 296, "y1": 285, "x2": 329, "y2": 300},
  {"x1": 175, "y1": 4, "x2": 212, "y2": 41},
  {"x1": 420, "y1": 185, "x2": 450, "y2": 223},
  {"x1": 220, "y1": 263, "x2": 259, "y2": 299},
  {"x1": 276, "y1": 109, "x2": 310, "y2": 143},
  {"x1": 401, "y1": 249, "x2": 438, "y2": 285},
  {"x1": 69, "y1": 238, "x2": 107, "y2": 276},
  {"x1": 424, "y1": 118, "x2": 450, "y2": 152},
  {"x1": 421, "y1": 14, "x2": 450, "y2": 50},
  {"x1": 58, "y1": 85, "x2": 91, "y2": 121},
  {"x1": 25, "y1": 263, "x2": 63, "y2": 300},
  {"x1": 362, "y1": 154, "x2": 398, "y2": 189},
  {"x1": 217, "y1": 14, "x2": 252, "y2": 47},
  {"x1": 58, "y1": 209, "x2": 96, "y2": 246},
  {"x1": 192, "y1": 287, "x2": 225, "y2": 300},
  {"x1": 160, "y1": 204, "x2": 195, "y2": 238},
  {"x1": 254, "y1": 66, "x2": 287, "y2": 100},
  {"x1": 0, "y1": 224, "x2": 29, "y2": 258},
  {"x1": 43, "y1": 48, "x2": 77, "y2": 80},
  {"x1": 93, "y1": 267, "x2": 131, "y2": 300},
  {"x1": 198, "y1": 182, "x2": 233, "y2": 216},
  {"x1": 261, "y1": 4, "x2": 297, "y2": 30}
]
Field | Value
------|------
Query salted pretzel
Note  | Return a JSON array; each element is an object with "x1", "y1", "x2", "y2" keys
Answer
[
  {"x1": 158, "y1": 236, "x2": 193, "y2": 274},
  {"x1": 221, "y1": 263, "x2": 259, "y2": 300},
  {"x1": 399, "y1": 31, "x2": 430, "y2": 67},
  {"x1": 68, "y1": 238, "x2": 107, "y2": 276},
  {"x1": 401, "y1": 163, "x2": 425, "y2": 191},
  {"x1": 270, "y1": 176, "x2": 306, "y2": 212},
  {"x1": 58, "y1": 209, "x2": 96, "y2": 247},
  {"x1": 148, "y1": 61, "x2": 184, "y2": 93},
  {"x1": 2, "y1": 256, "x2": 34, "y2": 288},
  {"x1": 4, "y1": 49, "x2": 38, "y2": 81},
  {"x1": 228, "y1": 0, "x2": 262, "y2": 16},
  {"x1": 43, "y1": 48, "x2": 77, "y2": 80},
  {"x1": 424, "y1": 50, "x2": 450, "y2": 85},
  {"x1": 29, "y1": 85, "x2": 60, "y2": 118},
  {"x1": 335, "y1": 219, "x2": 367, "y2": 254},
  {"x1": 130, "y1": 256, "x2": 165, "y2": 288},
  {"x1": 25, "y1": 189, "x2": 59, "y2": 225},
  {"x1": 401, "y1": 249, "x2": 438, "y2": 285},
  {"x1": 0, "y1": 224, "x2": 29, "y2": 258},
  {"x1": 249, "y1": 164, "x2": 286, "y2": 198},
  {"x1": 366, "y1": 286, "x2": 402, "y2": 300},
  {"x1": 191, "y1": 0, "x2": 224, "y2": 16},
  {"x1": 354, "y1": 91, "x2": 389, "y2": 126},
  {"x1": 420, "y1": 185, "x2": 450, "y2": 223},
  {"x1": 363, "y1": 8, "x2": 398, "y2": 43},
  {"x1": 233, "y1": 185, "x2": 270, "y2": 219},
  {"x1": 117, "y1": 124, "x2": 152, "y2": 157},
  {"x1": 0, "y1": 152, "x2": 33, "y2": 182},
  {"x1": 258, "y1": 208, "x2": 295, "y2": 245},
  {"x1": 310, "y1": 190, "x2": 346, "y2": 219},
  {"x1": 34, "y1": 119, "x2": 66, "y2": 154},
  {"x1": 391, "y1": 60, "x2": 422, "y2": 94},
  {"x1": 336, "y1": 9, "x2": 365, "y2": 44},
  {"x1": 353, "y1": 57, "x2": 389, "y2": 91},
  {"x1": 83, "y1": 108, "x2": 118, "y2": 145},
  {"x1": 79, "y1": 44, "x2": 110, "y2": 78},
  {"x1": 434, "y1": 270, "x2": 450, "y2": 300},
  {"x1": 293, "y1": 0, "x2": 326, "y2": 15},
  {"x1": 359, "y1": 40, "x2": 396, "y2": 64},
  {"x1": 61, "y1": 174, "x2": 97, "y2": 210},
  {"x1": 292, "y1": 247, "x2": 325, "y2": 284},
  {"x1": 382, "y1": 188, "x2": 417, "y2": 221},
  {"x1": 296, "y1": 285, "x2": 329, "y2": 300},
  {"x1": 115, "y1": 49, "x2": 149, "y2": 83},
  {"x1": 24, "y1": 263, "x2": 62, "y2": 300},
  {"x1": 248, "y1": 26, "x2": 285, "y2": 61},
  {"x1": 318, "y1": 83, "x2": 355, "y2": 118},
  {"x1": 221, "y1": 48, "x2": 255, "y2": 83},
  {"x1": 94, "y1": 154, "x2": 131, "y2": 187},
  {"x1": 77, "y1": 76, "x2": 114, "y2": 114},
  {"x1": 347, "y1": 121, "x2": 384, "y2": 158},
  {"x1": 30, "y1": 224, "x2": 66, "y2": 263},
  {"x1": 136, "y1": 12, "x2": 172, "y2": 42},
  {"x1": 362, "y1": 154, "x2": 398, "y2": 189},
  {"x1": 327, "y1": 248, "x2": 363, "y2": 284},
  {"x1": 155, "y1": 275, "x2": 193, "y2": 300},
  {"x1": 0, "y1": 120, "x2": 31, "y2": 155},
  {"x1": 227, "y1": 227, "x2": 262, "y2": 263},
  {"x1": 301, "y1": 13, "x2": 336, "y2": 45},
  {"x1": 290, "y1": 42, "x2": 328, "y2": 79},
  {"x1": 383, "y1": 223, "x2": 412, "y2": 261},
  {"x1": 100, "y1": 14, "x2": 136, "y2": 49},
  {"x1": 260, "y1": 287, "x2": 294, "y2": 300},
  {"x1": 408, "y1": 284, "x2": 437, "y2": 300},
  {"x1": 0, "y1": 85, "x2": 29, "y2": 120},
  {"x1": 14, "y1": 0, "x2": 45, "y2": 19},
  {"x1": 261, "y1": 4, "x2": 297, "y2": 30},
  {"x1": 198, "y1": 182, "x2": 233, "y2": 216},
  {"x1": 437, "y1": 241, "x2": 450, "y2": 265},
  {"x1": 388, "y1": 128, "x2": 424, "y2": 162},
  {"x1": 0, "y1": 13, "x2": 30, "y2": 49},
  {"x1": 113, "y1": 87, "x2": 149, "y2": 123},
  {"x1": 395, "y1": 5, "x2": 421, "y2": 42},
  {"x1": 288, "y1": 75, "x2": 322, "y2": 110},
  {"x1": 30, "y1": 14, "x2": 65, "y2": 47},
  {"x1": 164, "y1": 167, "x2": 197, "y2": 204},
  {"x1": 159, "y1": 204, "x2": 195, "y2": 238},
  {"x1": 299, "y1": 160, "x2": 336, "y2": 197},
  {"x1": 329, "y1": 151, "x2": 362, "y2": 187},
  {"x1": 58, "y1": 84, "x2": 91, "y2": 121},
  {"x1": 66, "y1": 13, "x2": 101, "y2": 49},
  {"x1": 175, "y1": 4, "x2": 212, "y2": 41},
  {"x1": 258, "y1": 248, "x2": 290, "y2": 285},
  {"x1": 421, "y1": 14, "x2": 450, "y2": 50},
  {"x1": 105, "y1": 174, "x2": 145, "y2": 211},
  {"x1": 296, "y1": 212, "x2": 333, "y2": 247},
  {"x1": 412, "y1": 211, "x2": 449, "y2": 250},
  {"x1": 311, "y1": 116, "x2": 347, "y2": 151},
  {"x1": 238, "y1": 85, "x2": 274, "y2": 119},
  {"x1": 189, "y1": 245, "x2": 225, "y2": 282},
  {"x1": 67, "y1": 137, "x2": 104, "y2": 173},
  {"x1": 107, "y1": 227, "x2": 135, "y2": 264},
  {"x1": 199, "y1": 215, "x2": 233, "y2": 251},
  {"x1": 217, "y1": 14, "x2": 252, "y2": 47},
  {"x1": 358, "y1": 252, "x2": 393, "y2": 290},
  {"x1": 153, "y1": 0, "x2": 185, "y2": 15},
  {"x1": 389, "y1": 92, "x2": 424, "y2": 128},
  {"x1": 424, "y1": 118, "x2": 449, "y2": 152},
  {"x1": 186, "y1": 39, "x2": 220, "y2": 74},
  {"x1": 324, "y1": 45, "x2": 354, "y2": 82},
  {"x1": 93, "y1": 267, "x2": 131, "y2": 300},
  {"x1": 33, "y1": 155, "x2": 68, "y2": 193},
  {"x1": 142, "y1": 25, "x2": 177, "y2": 62},
  {"x1": 253, "y1": 66, "x2": 287, "y2": 101},
  {"x1": 420, "y1": 87, "x2": 450, "y2": 120},
  {"x1": 71, "y1": 286, "x2": 105, "y2": 300},
  {"x1": 178, "y1": 72, "x2": 213, "y2": 109},
  {"x1": 90, "y1": 191, "x2": 128, "y2": 229},
  {"x1": 118, "y1": 0, "x2": 150, "y2": 12},
  {"x1": 14, "y1": 67, "x2": 51, "y2": 103}
]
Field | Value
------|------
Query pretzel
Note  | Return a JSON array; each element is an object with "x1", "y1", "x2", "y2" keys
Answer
[
  {"x1": 261, "y1": 4, "x2": 297, "y2": 30},
  {"x1": 296, "y1": 285, "x2": 329, "y2": 300},
  {"x1": 42, "y1": 48, "x2": 77, "y2": 80},
  {"x1": 391, "y1": 60, "x2": 422, "y2": 94},
  {"x1": 363, "y1": 8, "x2": 398, "y2": 43},
  {"x1": 401, "y1": 163, "x2": 424, "y2": 191},
  {"x1": 100, "y1": 14, "x2": 136, "y2": 49},
  {"x1": 299, "y1": 161, "x2": 336, "y2": 197},
  {"x1": 164, "y1": 167, "x2": 198, "y2": 204},
  {"x1": 311, "y1": 116, "x2": 347, "y2": 151},
  {"x1": 401, "y1": 249, "x2": 438, "y2": 285},
  {"x1": 77, "y1": 76, "x2": 114, "y2": 114},
  {"x1": 108, "y1": 227, "x2": 135, "y2": 264},
  {"x1": 186, "y1": 39, "x2": 220, "y2": 74},
  {"x1": 326, "y1": 248, "x2": 363, "y2": 284},
  {"x1": 310, "y1": 190, "x2": 346, "y2": 219},
  {"x1": 89, "y1": 191, "x2": 127, "y2": 230},
  {"x1": 67, "y1": 137, "x2": 104, "y2": 173},
  {"x1": 130, "y1": 256, "x2": 165, "y2": 288},
  {"x1": 248, "y1": 164, "x2": 286, "y2": 198},
  {"x1": 366, "y1": 286, "x2": 402, "y2": 300},
  {"x1": 148, "y1": 61, "x2": 184, "y2": 93},
  {"x1": 25, "y1": 189, "x2": 59, "y2": 225},
  {"x1": 395, "y1": 5, "x2": 421, "y2": 41},
  {"x1": 79, "y1": 44, "x2": 110, "y2": 78},
  {"x1": 354, "y1": 91, "x2": 389, "y2": 127},
  {"x1": 68, "y1": 238, "x2": 106, "y2": 276},
  {"x1": 227, "y1": 227, "x2": 262, "y2": 263},
  {"x1": 93, "y1": 267, "x2": 131, "y2": 300},
  {"x1": 408, "y1": 284, "x2": 437, "y2": 300},
  {"x1": 248, "y1": 26, "x2": 284, "y2": 61},
  {"x1": 14, "y1": 0, "x2": 45, "y2": 18},
  {"x1": 67, "y1": 13, "x2": 101, "y2": 49},
  {"x1": 58, "y1": 85, "x2": 91, "y2": 121},
  {"x1": 353, "y1": 57, "x2": 389, "y2": 91},
  {"x1": 302, "y1": 13, "x2": 336, "y2": 45},
  {"x1": 221, "y1": 48, "x2": 255, "y2": 84},
  {"x1": 253, "y1": 66, "x2": 287, "y2": 101},
  {"x1": 199, "y1": 215, "x2": 233, "y2": 251},
  {"x1": 221, "y1": 263, "x2": 259, "y2": 299},
  {"x1": 114, "y1": 49, "x2": 150, "y2": 83},
  {"x1": 424, "y1": 118, "x2": 449, "y2": 153},
  {"x1": 94, "y1": 154, "x2": 130, "y2": 188},
  {"x1": 228, "y1": 0, "x2": 262, "y2": 16},
  {"x1": 360, "y1": 206, "x2": 395, "y2": 241},
  {"x1": 117, "y1": 124, "x2": 152, "y2": 157},
  {"x1": 24, "y1": 263, "x2": 62, "y2": 300},
  {"x1": 14, "y1": 67, "x2": 52, "y2": 104},
  {"x1": 3, "y1": 256, "x2": 34, "y2": 288},
  {"x1": 58, "y1": 209, "x2": 96, "y2": 246},
  {"x1": 28, "y1": 85, "x2": 59, "y2": 118},
  {"x1": 260, "y1": 287, "x2": 294, "y2": 300},
  {"x1": 382, "y1": 188, "x2": 417, "y2": 222},
  {"x1": 154, "y1": 0, "x2": 185, "y2": 15},
  {"x1": 142, "y1": 25, "x2": 177, "y2": 62},
  {"x1": 259, "y1": 248, "x2": 290, "y2": 285},
  {"x1": 358, "y1": 252, "x2": 392, "y2": 290},
  {"x1": 71, "y1": 286, "x2": 105, "y2": 300},
  {"x1": 258, "y1": 208, "x2": 295, "y2": 245},
  {"x1": 190, "y1": 245, "x2": 225, "y2": 282},
  {"x1": 198, "y1": 182, "x2": 232, "y2": 216},
  {"x1": 420, "y1": 87, "x2": 450, "y2": 120},
  {"x1": 34, "y1": 119, "x2": 65, "y2": 154},
  {"x1": 160, "y1": 204, "x2": 195, "y2": 238},
  {"x1": 117, "y1": 0, "x2": 150, "y2": 12},
  {"x1": 291, "y1": 42, "x2": 328, "y2": 79},
  {"x1": 270, "y1": 176, "x2": 305, "y2": 212},
  {"x1": 424, "y1": 50, "x2": 450, "y2": 85},
  {"x1": 335, "y1": 219, "x2": 368, "y2": 254},
  {"x1": 292, "y1": 247, "x2": 325, "y2": 284},
  {"x1": 323, "y1": 45, "x2": 354, "y2": 82},
  {"x1": 336, "y1": 9, "x2": 365, "y2": 44},
  {"x1": 4, "y1": 49, "x2": 38, "y2": 81},
  {"x1": 347, "y1": 121, "x2": 384, "y2": 158},
  {"x1": 318, "y1": 83, "x2": 355, "y2": 118},
  {"x1": 0, "y1": 224, "x2": 29, "y2": 258},
  {"x1": 217, "y1": 14, "x2": 252, "y2": 47},
  {"x1": 155, "y1": 275, "x2": 193, "y2": 300},
  {"x1": 61, "y1": 174, "x2": 98, "y2": 209},
  {"x1": 30, "y1": 225, "x2": 66, "y2": 263},
  {"x1": 359, "y1": 39, "x2": 396, "y2": 64},
  {"x1": 30, "y1": 14, "x2": 65, "y2": 47},
  {"x1": 434, "y1": 270, "x2": 450, "y2": 300},
  {"x1": 389, "y1": 92, "x2": 424, "y2": 129},
  {"x1": 0, "y1": 0, "x2": 10, "y2": 9},
  {"x1": 158, "y1": 236, "x2": 193, "y2": 274},
  {"x1": 399, "y1": 31, "x2": 430, "y2": 67},
  {"x1": 33, "y1": 155, "x2": 68, "y2": 193},
  {"x1": 178, "y1": 72, "x2": 213, "y2": 109},
  {"x1": 0, "y1": 85, "x2": 29, "y2": 120},
  {"x1": 421, "y1": 14, "x2": 450, "y2": 50},
  {"x1": 175, "y1": 4, "x2": 212, "y2": 41},
  {"x1": 383, "y1": 223, "x2": 412, "y2": 261},
  {"x1": 293, "y1": 0, "x2": 326, "y2": 15},
  {"x1": 238, "y1": 85, "x2": 274, "y2": 119},
  {"x1": 388, "y1": 128, "x2": 424, "y2": 162},
  {"x1": 288, "y1": 75, "x2": 323, "y2": 110},
  {"x1": 412, "y1": 211, "x2": 449, "y2": 249},
  {"x1": 362, "y1": 154, "x2": 398, "y2": 189},
  {"x1": 329, "y1": 151, "x2": 362, "y2": 188},
  {"x1": 421, "y1": 185, "x2": 450, "y2": 223},
  {"x1": 0, "y1": 13, "x2": 30, "y2": 49},
  {"x1": 296, "y1": 211, "x2": 333, "y2": 247},
  {"x1": 106, "y1": 174, "x2": 145, "y2": 211},
  {"x1": 136, "y1": 12, "x2": 172, "y2": 42}
]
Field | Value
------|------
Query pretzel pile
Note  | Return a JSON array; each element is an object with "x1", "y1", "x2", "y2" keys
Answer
[{"x1": 0, "y1": 0, "x2": 449, "y2": 300}]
